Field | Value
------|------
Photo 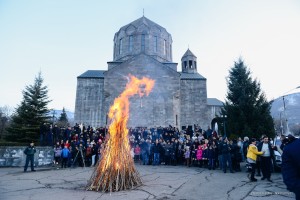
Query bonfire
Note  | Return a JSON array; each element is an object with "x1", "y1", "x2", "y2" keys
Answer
[{"x1": 87, "y1": 75, "x2": 155, "y2": 192}]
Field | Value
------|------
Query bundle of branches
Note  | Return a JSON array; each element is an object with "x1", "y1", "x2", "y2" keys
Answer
[
  {"x1": 86, "y1": 75, "x2": 154, "y2": 192},
  {"x1": 86, "y1": 131, "x2": 142, "y2": 192}
]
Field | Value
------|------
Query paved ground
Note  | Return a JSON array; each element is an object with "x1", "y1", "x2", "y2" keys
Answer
[{"x1": 0, "y1": 164, "x2": 295, "y2": 200}]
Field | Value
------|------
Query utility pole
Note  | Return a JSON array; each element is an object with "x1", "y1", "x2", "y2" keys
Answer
[
  {"x1": 280, "y1": 112, "x2": 283, "y2": 136},
  {"x1": 282, "y1": 96, "x2": 290, "y2": 135}
]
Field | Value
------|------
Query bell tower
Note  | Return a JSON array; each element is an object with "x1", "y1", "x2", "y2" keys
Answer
[{"x1": 181, "y1": 49, "x2": 197, "y2": 73}]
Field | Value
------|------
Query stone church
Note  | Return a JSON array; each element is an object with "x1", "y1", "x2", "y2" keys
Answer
[{"x1": 74, "y1": 16, "x2": 222, "y2": 129}]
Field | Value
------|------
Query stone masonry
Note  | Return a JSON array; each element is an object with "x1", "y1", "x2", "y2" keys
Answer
[{"x1": 75, "y1": 16, "x2": 212, "y2": 129}]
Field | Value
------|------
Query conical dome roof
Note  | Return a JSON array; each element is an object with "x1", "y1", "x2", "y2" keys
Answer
[
  {"x1": 118, "y1": 16, "x2": 167, "y2": 33},
  {"x1": 113, "y1": 16, "x2": 173, "y2": 62},
  {"x1": 182, "y1": 49, "x2": 197, "y2": 59}
]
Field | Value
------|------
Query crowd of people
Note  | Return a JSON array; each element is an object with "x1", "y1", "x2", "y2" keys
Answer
[
  {"x1": 40, "y1": 123, "x2": 296, "y2": 175},
  {"x1": 46, "y1": 123, "x2": 247, "y2": 172},
  {"x1": 28, "y1": 122, "x2": 299, "y2": 198}
]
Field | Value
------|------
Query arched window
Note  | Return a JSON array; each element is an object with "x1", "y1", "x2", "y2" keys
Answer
[{"x1": 189, "y1": 60, "x2": 193, "y2": 68}]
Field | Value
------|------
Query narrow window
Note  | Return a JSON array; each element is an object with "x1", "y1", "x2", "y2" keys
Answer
[
  {"x1": 154, "y1": 36, "x2": 157, "y2": 52},
  {"x1": 114, "y1": 43, "x2": 116, "y2": 58},
  {"x1": 189, "y1": 60, "x2": 193, "y2": 68},
  {"x1": 129, "y1": 35, "x2": 133, "y2": 52},
  {"x1": 184, "y1": 61, "x2": 187, "y2": 69},
  {"x1": 163, "y1": 40, "x2": 167, "y2": 55},
  {"x1": 119, "y1": 38, "x2": 123, "y2": 55},
  {"x1": 141, "y1": 34, "x2": 145, "y2": 51},
  {"x1": 194, "y1": 61, "x2": 197, "y2": 69}
]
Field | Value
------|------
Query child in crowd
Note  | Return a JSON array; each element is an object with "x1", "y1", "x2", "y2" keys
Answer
[
  {"x1": 134, "y1": 144, "x2": 141, "y2": 163},
  {"x1": 196, "y1": 145, "x2": 203, "y2": 167},
  {"x1": 185, "y1": 146, "x2": 191, "y2": 167}
]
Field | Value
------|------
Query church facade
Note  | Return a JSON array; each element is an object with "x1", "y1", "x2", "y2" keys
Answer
[{"x1": 75, "y1": 16, "x2": 217, "y2": 129}]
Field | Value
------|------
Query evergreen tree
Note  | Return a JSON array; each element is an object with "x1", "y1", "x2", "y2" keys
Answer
[
  {"x1": 58, "y1": 107, "x2": 68, "y2": 127},
  {"x1": 6, "y1": 72, "x2": 51, "y2": 143},
  {"x1": 0, "y1": 107, "x2": 10, "y2": 140},
  {"x1": 222, "y1": 59, "x2": 274, "y2": 139}
]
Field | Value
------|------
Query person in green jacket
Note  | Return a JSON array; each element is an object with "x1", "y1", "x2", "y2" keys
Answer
[{"x1": 24, "y1": 142, "x2": 37, "y2": 172}]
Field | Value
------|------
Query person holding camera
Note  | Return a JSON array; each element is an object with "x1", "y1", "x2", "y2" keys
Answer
[{"x1": 75, "y1": 143, "x2": 86, "y2": 167}]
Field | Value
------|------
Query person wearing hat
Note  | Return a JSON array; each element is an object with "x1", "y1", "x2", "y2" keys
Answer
[
  {"x1": 246, "y1": 138, "x2": 264, "y2": 181},
  {"x1": 24, "y1": 142, "x2": 37, "y2": 172}
]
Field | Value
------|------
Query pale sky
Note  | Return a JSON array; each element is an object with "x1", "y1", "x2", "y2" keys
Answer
[{"x1": 0, "y1": 0, "x2": 300, "y2": 112}]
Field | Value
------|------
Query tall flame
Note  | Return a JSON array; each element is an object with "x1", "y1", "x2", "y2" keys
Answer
[{"x1": 87, "y1": 75, "x2": 155, "y2": 192}]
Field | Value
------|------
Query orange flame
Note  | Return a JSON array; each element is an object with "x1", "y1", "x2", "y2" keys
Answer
[
  {"x1": 102, "y1": 75, "x2": 155, "y2": 172},
  {"x1": 87, "y1": 74, "x2": 154, "y2": 192}
]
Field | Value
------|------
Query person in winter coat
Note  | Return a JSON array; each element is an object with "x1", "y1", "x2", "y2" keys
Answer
[
  {"x1": 246, "y1": 138, "x2": 265, "y2": 182},
  {"x1": 281, "y1": 138, "x2": 300, "y2": 200},
  {"x1": 151, "y1": 139, "x2": 162, "y2": 166},
  {"x1": 24, "y1": 142, "x2": 37, "y2": 172},
  {"x1": 61, "y1": 146, "x2": 70, "y2": 168},
  {"x1": 184, "y1": 146, "x2": 191, "y2": 167},
  {"x1": 140, "y1": 139, "x2": 150, "y2": 165},
  {"x1": 54, "y1": 142, "x2": 62, "y2": 165},
  {"x1": 257, "y1": 136, "x2": 274, "y2": 182},
  {"x1": 221, "y1": 138, "x2": 233, "y2": 173},
  {"x1": 196, "y1": 145, "x2": 203, "y2": 167},
  {"x1": 134, "y1": 144, "x2": 141, "y2": 163},
  {"x1": 207, "y1": 141, "x2": 217, "y2": 170}
]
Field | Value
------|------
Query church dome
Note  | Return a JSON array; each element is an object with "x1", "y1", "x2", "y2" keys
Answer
[{"x1": 113, "y1": 16, "x2": 173, "y2": 62}]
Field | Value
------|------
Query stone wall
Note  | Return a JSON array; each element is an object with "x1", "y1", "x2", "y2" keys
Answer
[
  {"x1": 104, "y1": 54, "x2": 181, "y2": 128},
  {"x1": 0, "y1": 146, "x2": 53, "y2": 167},
  {"x1": 180, "y1": 79, "x2": 209, "y2": 129},
  {"x1": 74, "y1": 78, "x2": 105, "y2": 127}
]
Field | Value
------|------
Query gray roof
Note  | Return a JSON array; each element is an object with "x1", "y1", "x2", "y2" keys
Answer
[
  {"x1": 182, "y1": 49, "x2": 197, "y2": 58},
  {"x1": 180, "y1": 72, "x2": 206, "y2": 80},
  {"x1": 77, "y1": 70, "x2": 106, "y2": 78},
  {"x1": 207, "y1": 98, "x2": 224, "y2": 106},
  {"x1": 119, "y1": 16, "x2": 167, "y2": 32}
]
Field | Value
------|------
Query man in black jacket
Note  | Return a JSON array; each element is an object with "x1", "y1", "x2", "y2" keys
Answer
[
  {"x1": 24, "y1": 142, "x2": 37, "y2": 172},
  {"x1": 222, "y1": 138, "x2": 233, "y2": 173},
  {"x1": 151, "y1": 139, "x2": 162, "y2": 166},
  {"x1": 257, "y1": 136, "x2": 274, "y2": 182},
  {"x1": 282, "y1": 138, "x2": 300, "y2": 200}
]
